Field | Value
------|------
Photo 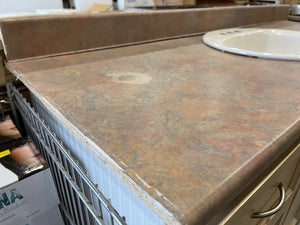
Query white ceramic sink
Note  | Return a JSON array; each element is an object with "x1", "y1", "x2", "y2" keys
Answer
[{"x1": 203, "y1": 28, "x2": 300, "y2": 61}]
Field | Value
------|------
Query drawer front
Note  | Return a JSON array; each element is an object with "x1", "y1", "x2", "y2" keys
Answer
[
  {"x1": 283, "y1": 158, "x2": 300, "y2": 225},
  {"x1": 220, "y1": 144, "x2": 300, "y2": 225}
]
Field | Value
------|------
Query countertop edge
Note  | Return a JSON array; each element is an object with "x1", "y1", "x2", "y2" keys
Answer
[{"x1": 6, "y1": 66, "x2": 184, "y2": 225}]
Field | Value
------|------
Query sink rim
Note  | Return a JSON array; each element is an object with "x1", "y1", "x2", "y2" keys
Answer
[{"x1": 202, "y1": 28, "x2": 300, "y2": 61}]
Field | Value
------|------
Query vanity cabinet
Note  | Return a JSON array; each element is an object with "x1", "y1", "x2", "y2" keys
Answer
[{"x1": 220, "y1": 143, "x2": 300, "y2": 225}]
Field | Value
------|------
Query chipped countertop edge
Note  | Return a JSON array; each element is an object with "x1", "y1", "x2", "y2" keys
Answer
[{"x1": 6, "y1": 64, "x2": 183, "y2": 225}]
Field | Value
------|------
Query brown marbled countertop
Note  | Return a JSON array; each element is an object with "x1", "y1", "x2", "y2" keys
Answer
[{"x1": 6, "y1": 20, "x2": 300, "y2": 225}]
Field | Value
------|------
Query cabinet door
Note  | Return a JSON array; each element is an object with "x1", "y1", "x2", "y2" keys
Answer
[
  {"x1": 282, "y1": 156, "x2": 300, "y2": 225},
  {"x1": 284, "y1": 187, "x2": 300, "y2": 225},
  {"x1": 220, "y1": 144, "x2": 300, "y2": 225}
]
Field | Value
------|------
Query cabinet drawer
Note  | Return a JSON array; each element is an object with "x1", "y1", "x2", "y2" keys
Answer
[
  {"x1": 283, "y1": 158, "x2": 300, "y2": 225},
  {"x1": 221, "y1": 144, "x2": 300, "y2": 225}
]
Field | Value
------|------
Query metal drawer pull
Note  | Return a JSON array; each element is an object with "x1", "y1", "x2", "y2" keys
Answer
[{"x1": 252, "y1": 183, "x2": 285, "y2": 218}]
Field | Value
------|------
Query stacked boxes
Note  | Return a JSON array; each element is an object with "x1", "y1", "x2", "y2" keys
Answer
[{"x1": 0, "y1": 112, "x2": 64, "y2": 225}]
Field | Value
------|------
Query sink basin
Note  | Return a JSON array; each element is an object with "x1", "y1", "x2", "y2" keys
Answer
[{"x1": 202, "y1": 28, "x2": 300, "y2": 61}]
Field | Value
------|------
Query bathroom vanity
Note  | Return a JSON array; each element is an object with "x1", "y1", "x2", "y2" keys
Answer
[{"x1": 0, "y1": 6, "x2": 299, "y2": 225}]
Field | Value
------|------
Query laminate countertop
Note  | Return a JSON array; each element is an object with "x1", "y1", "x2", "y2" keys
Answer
[{"x1": 6, "y1": 20, "x2": 300, "y2": 225}]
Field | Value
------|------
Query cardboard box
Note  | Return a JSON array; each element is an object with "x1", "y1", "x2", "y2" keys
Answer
[
  {"x1": 73, "y1": 0, "x2": 113, "y2": 11},
  {"x1": 0, "y1": 168, "x2": 60, "y2": 225},
  {"x1": 0, "y1": 161, "x2": 18, "y2": 188},
  {"x1": 87, "y1": 4, "x2": 112, "y2": 12},
  {"x1": 29, "y1": 206, "x2": 64, "y2": 225}
]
